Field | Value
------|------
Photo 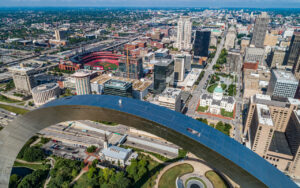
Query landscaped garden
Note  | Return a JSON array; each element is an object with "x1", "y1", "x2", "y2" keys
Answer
[
  {"x1": 205, "y1": 170, "x2": 228, "y2": 188},
  {"x1": 158, "y1": 163, "x2": 194, "y2": 188}
]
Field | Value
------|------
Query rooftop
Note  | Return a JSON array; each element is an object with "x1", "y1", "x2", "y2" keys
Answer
[
  {"x1": 104, "y1": 79, "x2": 132, "y2": 89},
  {"x1": 273, "y1": 69, "x2": 298, "y2": 83},
  {"x1": 256, "y1": 104, "x2": 273, "y2": 126},
  {"x1": 159, "y1": 87, "x2": 182, "y2": 99},
  {"x1": 101, "y1": 145, "x2": 132, "y2": 160},
  {"x1": 72, "y1": 70, "x2": 91, "y2": 78},
  {"x1": 32, "y1": 83, "x2": 59, "y2": 93}
]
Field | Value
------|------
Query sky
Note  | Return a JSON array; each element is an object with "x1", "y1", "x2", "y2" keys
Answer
[{"x1": 0, "y1": 0, "x2": 300, "y2": 8}]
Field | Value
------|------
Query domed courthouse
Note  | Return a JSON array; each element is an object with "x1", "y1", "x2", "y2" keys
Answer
[{"x1": 199, "y1": 83, "x2": 236, "y2": 115}]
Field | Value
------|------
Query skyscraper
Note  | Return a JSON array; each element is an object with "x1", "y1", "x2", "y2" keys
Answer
[
  {"x1": 193, "y1": 30, "x2": 211, "y2": 57},
  {"x1": 153, "y1": 59, "x2": 174, "y2": 93},
  {"x1": 54, "y1": 29, "x2": 67, "y2": 41},
  {"x1": 8, "y1": 64, "x2": 36, "y2": 94},
  {"x1": 175, "y1": 16, "x2": 192, "y2": 51},
  {"x1": 73, "y1": 70, "x2": 92, "y2": 95},
  {"x1": 118, "y1": 56, "x2": 143, "y2": 79},
  {"x1": 289, "y1": 33, "x2": 300, "y2": 78},
  {"x1": 174, "y1": 55, "x2": 185, "y2": 82},
  {"x1": 267, "y1": 69, "x2": 298, "y2": 98},
  {"x1": 251, "y1": 12, "x2": 269, "y2": 48},
  {"x1": 288, "y1": 32, "x2": 300, "y2": 66}
]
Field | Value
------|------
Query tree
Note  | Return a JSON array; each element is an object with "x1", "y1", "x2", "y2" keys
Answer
[
  {"x1": 88, "y1": 166, "x2": 97, "y2": 179},
  {"x1": 72, "y1": 168, "x2": 78, "y2": 178},
  {"x1": 9, "y1": 174, "x2": 20, "y2": 188},
  {"x1": 23, "y1": 146, "x2": 45, "y2": 162},
  {"x1": 86, "y1": 145, "x2": 97, "y2": 153},
  {"x1": 17, "y1": 170, "x2": 48, "y2": 188}
]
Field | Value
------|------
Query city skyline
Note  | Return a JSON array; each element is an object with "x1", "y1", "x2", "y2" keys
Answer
[{"x1": 1, "y1": 0, "x2": 300, "y2": 8}]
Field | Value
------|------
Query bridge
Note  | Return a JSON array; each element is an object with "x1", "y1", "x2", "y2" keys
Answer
[{"x1": 0, "y1": 95, "x2": 297, "y2": 188}]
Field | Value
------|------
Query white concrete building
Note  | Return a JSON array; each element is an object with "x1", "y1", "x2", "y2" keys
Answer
[
  {"x1": 100, "y1": 137, "x2": 137, "y2": 167},
  {"x1": 175, "y1": 16, "x2": 192, "y2": 51},
  {"x1": 31, "y1": 83, "x2": 60, "y2": 106},
  {"x1": 199, "y1": 83, "x2": 235, "y2": 115}
]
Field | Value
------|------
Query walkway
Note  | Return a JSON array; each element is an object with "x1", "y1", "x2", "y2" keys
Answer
[
  {"x1": 43, "y1": 157, "x2": 56, "y2": 188},
  {"x1": 70, "y1": 168, "x2": 88, "y2": 186},
  {"x1": 141, "y1": 152, "x2": 165, "y2": 164},
  {"x1": 15, "y1": 159, "x2": 43, "y2": 165}
]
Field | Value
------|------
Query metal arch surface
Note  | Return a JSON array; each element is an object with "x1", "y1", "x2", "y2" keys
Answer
[{"x1": 0, "y1": 95, "x2": 297, "y2": 188}]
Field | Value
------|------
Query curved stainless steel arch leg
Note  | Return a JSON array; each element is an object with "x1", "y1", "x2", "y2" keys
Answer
[{"x1": 0, "y1": 95, "x2": 297, "y2": 188}]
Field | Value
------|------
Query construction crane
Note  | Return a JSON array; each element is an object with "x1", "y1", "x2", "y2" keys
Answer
[{"x1": 126, "y1": 46, "x2": 129, "y2": 79}]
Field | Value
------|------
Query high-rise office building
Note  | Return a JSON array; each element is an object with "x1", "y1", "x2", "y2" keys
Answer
[
  {"x1": 153, "y1": 59, "x2": 174, "y2": 94},
  {"x1": 174, "y1": 55, "x2": 185, "y2": 82},
  {"x1": 175, "y1": 16, "x2": 192, "y2": 51},
  {"x1": 224, "y1": 26, "x2": 236, "y2": 50},
  {"x1": 244, "y1": 94, "x2": 300, "y2": 178},
  {"x1": 72, "y1": 70, "x2": 92, "y2": 95},
  {"x1": 54, "y1": 29, "x2": 67, "y2": 41},
  {"x1": 118, "y1": 56, "x2": 143, "y2": 79},
  {"x1": 267, "y1": 69, "x2": 298, "y2": 98},
  {"x1": 193, "y1": 30, "x2": 211, "y2": 57},
  {"x1": 268, "y1": 48, "x2": 286, "y2": 68},
  {"x1": 288, "y1": 32, "x2": 300, "y2": 66},
  {"x1": 103, "y1": 79, "x2": 132, "y2": 98},
  {"x1": 289, "y1": 32, "x2": 300, "y2": 78},
  {"x1": 245, "y1": 94, "x2": 299, "y2": 135},
  {"x1": 251, "y1": 12, "x2": 270, "y2": 48},
  {"x1": 8, "y1": 64, "x2": 36, "y2": 94},
  {"x1": 157, "y1": 87, "x2": 182, "y2": 112}
]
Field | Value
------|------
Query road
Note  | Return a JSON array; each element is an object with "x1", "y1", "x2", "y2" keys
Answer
[
  {"x1": 186, "y1": 31, "x2": 226, "y2": 117},
  {"x1": 185, "y1": 29, "x2": 243, "y2": 143}
]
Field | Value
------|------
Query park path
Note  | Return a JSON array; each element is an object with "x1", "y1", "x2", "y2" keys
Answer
[
  {"x1": 43, "y1": 157, "x2": 56, "y2": 188},
  {"x1": 15, "y1": 159, "x2": 43, "y2": 165},
  {"x1": 141, "y1": 152, "x2": 165, "y2": 164},
  {"x1": 70, "y1": 168, "x2": 88, "y2": 186},
  {"x1": 30, "y1": 137, "x2": 41, "y2": 147}
]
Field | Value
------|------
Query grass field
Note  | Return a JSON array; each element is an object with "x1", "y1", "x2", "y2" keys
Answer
[
  {"x1": 205, "y1": 171, "x2": 228, "y2": 188},
  {"x1": 158, "y1": 163, "x2": 194, "y2": 188},
  {"x1": 13, "y1": 161, "x2": 48, "y2": 170},
  {"x1": 0, "y1": 104, "x2": 29, "y2": 114},
  {"x1": 0, "y1": 95, "x2": 20, "y2": 103}
]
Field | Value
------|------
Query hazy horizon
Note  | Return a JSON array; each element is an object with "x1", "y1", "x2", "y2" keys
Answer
[{"x1": 1, "y1": 0, "x2": 300, "y2": 9}]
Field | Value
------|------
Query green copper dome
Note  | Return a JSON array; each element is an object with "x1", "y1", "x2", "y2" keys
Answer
[{"x1": 214, "y1": 85, "x2": 223, "y2": 93}]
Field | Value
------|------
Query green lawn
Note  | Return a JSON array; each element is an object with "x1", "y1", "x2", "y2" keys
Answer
[
  {"x1": 0, "y1": 104, "x2": 29, "y2": 114},
  {"x1": 158, "y1": 163, "x2": 194, "y2": 188},
  {"x1": 207, "y1": 83, "x2": 227, "y2": 93},
  {"x1": 197, "y1": 105, "x2": 208, "y2": 112},
  {"x1": 0, "y1": 95, "x2": 20, "y2": 103},
  {"x1": 205, "y1": 171, "x2": 228, "y2": 188},
  {"x1": 94, "y1": 120, "x2": 119, "y2": 126},
  {"x1": 13, "y1": 161, "x2": 49, "y2": 170},
  {"x1": 221, "y1": 109, "x2": 233, "y2": 118}
]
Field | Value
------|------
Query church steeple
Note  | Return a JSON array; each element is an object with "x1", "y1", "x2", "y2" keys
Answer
[{"x1": 104, "y1": 133, "x2": 108, "y2": 149}]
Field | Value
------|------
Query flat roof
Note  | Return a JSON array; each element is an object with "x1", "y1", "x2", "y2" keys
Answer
[
  {"x1": 273, "y1": 69, "x2": 298, "y2": 83},
  {"x1": 256, "y1": 104, "x2": 273, "y2": 126}
]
